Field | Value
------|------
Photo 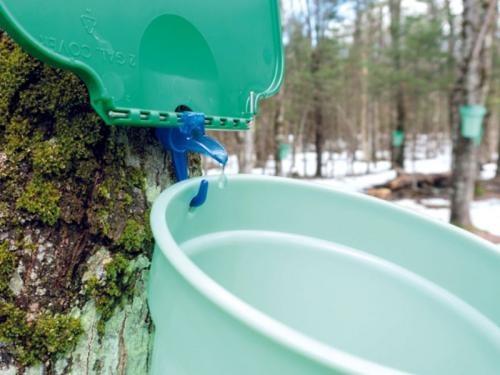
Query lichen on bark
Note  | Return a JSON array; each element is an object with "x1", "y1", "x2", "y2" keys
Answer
[{"x1": 0, "y1": 31, "x2": 201, "y2": 374}]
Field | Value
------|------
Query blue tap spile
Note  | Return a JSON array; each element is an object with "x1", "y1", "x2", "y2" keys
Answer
[
  {"x1": 156, "y1": 112, "x2": 228, "y2": 182},
  {"x1": 190, "y1": 179, "x2": 209, "y2": 208}
]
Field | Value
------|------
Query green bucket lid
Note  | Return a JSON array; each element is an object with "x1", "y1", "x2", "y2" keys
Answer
[{"x1": 0, "y1": 1, "x2": 284, "y2": 130}]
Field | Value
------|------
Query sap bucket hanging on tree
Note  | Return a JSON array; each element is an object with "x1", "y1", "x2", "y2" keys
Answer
[
  {"x1": 460, "y1": 105, "x2": 487, "y2": 140},
  {"x1": 279, "y1": 143, "x2": 291, "y2": 161},
  {"x1": 0, "y1": 1, "x2": 284, "y2": 374},
  {"x1": 392, "y1": 130, "x2": 405, "y2": 147}
]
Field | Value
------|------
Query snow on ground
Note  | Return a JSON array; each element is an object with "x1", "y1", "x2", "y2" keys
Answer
[
  {"x1": 471, "y1": 200, "x2": 500, "y2": 236},
  {"x1": 395, "y1": 199, "x2": 451, "y2": 223},
  {"x1": 481, "y1": 163, "x2": 498, "y2": 180},
  {"x1": 395, "y1": 198, "x2": 500, "y2": 236},
  {"x1": 204, "y1": 141, "x2": 499, "y2": 236},
  {"x1": 208, "y1": 148, "x2": 493, "y2": 193}
]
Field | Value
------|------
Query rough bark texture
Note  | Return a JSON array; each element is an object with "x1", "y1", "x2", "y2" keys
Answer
[
  {"x1": 0, "y1": 33, "x2": 201, "y2": 374},
  {"x1": 450, "y1": 0, "x2": 496, "y2": 226}
]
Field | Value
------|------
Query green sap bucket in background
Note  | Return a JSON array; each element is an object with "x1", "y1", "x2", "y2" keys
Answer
[
  {"x1": 392, "y1": 130, "x2": 405, "y2": 147},
  {"x1": 279, "y1": 143, "x2": 291, "y2": 160},
  {"x1": 0, "y1": 0, "x2": 284, "y2": 130},
  {"x1": 474, "y1": 125, "x2": 484, "y2": 146},
  {"x1": 460, "y1": 105, "x2": 487, "y2": 139},
  {"x1": 149, "y1": 175, "x2": 500, "y2": 375}
]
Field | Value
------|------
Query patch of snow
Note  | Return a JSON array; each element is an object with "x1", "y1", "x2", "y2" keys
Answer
[
  {"x1": 481, "y1": 163, "x2": 497, "y2": 180},
  {"x1": 395, "y1": 199, "x2": 451, "y2": 222},
  {"x1": 470, "y1": 199, "x2": 500, "y2": 236},
  {"x1": 203, "y1": 146, "x2": 499, "y2": 236},
  {"x1": 406, "y1": 155, "x2": 451, "y2": 174},
  {"x1": 312, "y1": 170, "x2": 397, "y2": 193},
  {"x1": 419, "y1": 198, "x2": 450, "y2": 207},
  {"x1": 393, "y1": 198, "x2": 500, "y2": 236}
]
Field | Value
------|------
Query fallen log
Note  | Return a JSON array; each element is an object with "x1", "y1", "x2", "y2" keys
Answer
[
  {"x1": 388, "y1": 173, "x2": 451, "y2": 191},
  {"x1": 366, "y1": 173, "x2": 451, "y2": 200},
  {"x1": 366, "y1": 188, "x2": 392, "y2": 200}
]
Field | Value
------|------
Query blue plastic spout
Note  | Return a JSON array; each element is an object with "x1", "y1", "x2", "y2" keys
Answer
[{"x1": 156, "y1": 112, "x2": 228, "y2": 182}]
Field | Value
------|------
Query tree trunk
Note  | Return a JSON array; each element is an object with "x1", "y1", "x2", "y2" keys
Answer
[
  {"x1": 0, "y1": 34, "x2": 201, "y2": 374},
  {"x1": 291, "y1": 109, "x2": 309, "y2": 175},
  {"x1": 241, "y1": 129, "x2": 256, "y2": 174},
  {"x1": 389, "y1": 0, "x2": 406, "y2": 170},
  {"x1": 450, "y1": 0, "x2": 497, "y2": 226},
  {"x1": 273, "y1": 91, "x2": 286, "y2": 177},
  {"x1": 313, "y1": 103, "x2": 324, "y2": 178},
  {"x1": 234, "y1": 128, "x2": 255, "y2": 174},
  {"x1": 354, "y1": 1, "x2": 371, "y2": 173},
  {"x1": 305, "y1": 0, "x2": 325, "y2": 179},
  {"x1": 497, "y1": 127, "x2": 500, "y2": 177},
  {"x1": 479, "y1": 3, "x2": 497, "y2": 168},
  {"x1": 311, "y1": 49, "x2": 324, "y2": 178}
]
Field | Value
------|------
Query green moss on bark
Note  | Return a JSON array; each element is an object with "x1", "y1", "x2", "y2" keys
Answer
[
  {"x1": 91, "y1": 165, "x2": 152, "y2": 252},
  {"x1": 0, "y1": 302, "x2": 82, "y2": 367},
  {"x1": 0, "y1": 34, "x2": 103, "y2": 368},
  {"x1": 0, "y1": 30, "x2": 192, "y2": 371},
  {"x1": 16, "y1": 176, "x2": 61, "y2": 225},
  {"x1": 84, "y1": 254, "x2": 133, "y2": 336},
  {"x1": 0, "y1": 241, "x2": 17, "y2": 296},
  {"x1": 0, "y1": 202, "x2": 9, "y2": 231},
  {"x1": 0, "y1": 37, "x2": 35, "y2": 127},
  {"x1": 117, "y1": 219, "x2": 150, "y2": 254},
  {"x1": 32, "y1": 139, "x2": 69, "y2": 176},
  {"x1": 4, "y1": 117, "x2": 37, "y2": 162}
]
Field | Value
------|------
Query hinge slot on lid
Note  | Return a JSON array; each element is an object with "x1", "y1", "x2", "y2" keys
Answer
[{"x1": 107, "y1": 110, "x2": 250, "y2": 131}]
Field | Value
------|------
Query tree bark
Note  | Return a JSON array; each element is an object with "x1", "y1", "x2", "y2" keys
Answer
[
  {"x1": 311, "y1": 48, "x2": 324, "y2": 178},
  {"x1": 236, "y1": 129, "x2": 255, "y2": 174},
  {"x1": 497, "y1": 127, "x2": 500, "y2": 177},
  {"x1": 305, "y1": 0, "x2": 325, "y2": 178},
  {"x1": 273, "y1": 90, "x2": 286, "y2": 177},
  {"x1": 389, "y1": 0, "x2": 406, "y2": 170},
  {"x1": 354, "y1": 1, "x2": 372, "y2": 172},
  {"x1": 0, "y1": 34, "x2": 201, "y2": 374},
  {"x1": 450, "y1": 0, "x2": 497, "y2": 226}
]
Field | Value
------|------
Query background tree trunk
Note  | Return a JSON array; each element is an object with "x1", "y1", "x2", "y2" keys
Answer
[
  {"x1": 450, "y1": 0, "x2": 497, "y2": 226},
  {"x1": 312, "y1": 48, "x2": 324, "y2": 178},
  {"x1": 235, "y1": 129, "x2": 255, "y2": 174},
  {"x1": 0, "y1": 34, "x2": 201, "y2": 374},
  {"x1": 389, "y1": 0, "x2": 406, "y2": 170},
  {"x1": 497, "y1": 129, "x2": 500, "y2": 178},
  {"x1": 273, "y1": 90, "x2": 286, "y2": 177},
  {"x1": 354, "y1": 1, "x2": 372, "y2": 172}
]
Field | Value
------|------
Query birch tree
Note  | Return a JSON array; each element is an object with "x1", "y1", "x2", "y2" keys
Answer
[{"x1": 450, "y1": 0, "x2": 497, "y2": 226}]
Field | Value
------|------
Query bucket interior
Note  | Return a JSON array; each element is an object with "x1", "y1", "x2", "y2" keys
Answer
[{"x1": 162, "y1": 176, "x2": 500, "y2": 374}]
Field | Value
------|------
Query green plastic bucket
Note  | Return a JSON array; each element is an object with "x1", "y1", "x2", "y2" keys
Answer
[
  {"x1": 279, "y1": 143, "x2": 291, "y2": 161},
  {"x1": 474, "y1": 125, "x2": 484, "y2": 146},
  {"x1": 392, "y1": 130, "x2": 405, "y2": 147},
  {"x1": 460, "y1": 105, "x2": 487, "y2": 139},
  {"x1": 149, "y1": 175, "x2": 500, "y2": 375}
]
